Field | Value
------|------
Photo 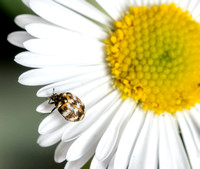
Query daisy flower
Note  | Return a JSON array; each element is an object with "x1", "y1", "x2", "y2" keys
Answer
[{"x1": 8, "y1": 0, "x2": 200, "y2": 168}]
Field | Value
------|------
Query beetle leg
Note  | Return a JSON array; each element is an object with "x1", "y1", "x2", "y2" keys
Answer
[
  {"x1": 48, "y1": 100, "x2": 55, "y2": 104},
  {"x1": 51, "y1": 106, "x2": 57, "y2": 113}
]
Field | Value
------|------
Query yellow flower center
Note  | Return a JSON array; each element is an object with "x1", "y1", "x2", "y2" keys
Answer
[{"x1": 105, "y1": 3, "x2": 200, "y2": 114}]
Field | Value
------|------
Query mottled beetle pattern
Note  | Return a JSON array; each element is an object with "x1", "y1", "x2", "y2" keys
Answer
[{"x1": 48, "y1": 91, "x2": 86, "y2": 122}]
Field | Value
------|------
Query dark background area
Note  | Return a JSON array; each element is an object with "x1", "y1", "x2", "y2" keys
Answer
[{"x1": 0, "y1": 1, "x2": 65, "y2": 169}]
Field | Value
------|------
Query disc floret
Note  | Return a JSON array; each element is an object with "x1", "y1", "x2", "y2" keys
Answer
[{"x1": 105, "y1": 3, "x2": 200, "y2": 114}]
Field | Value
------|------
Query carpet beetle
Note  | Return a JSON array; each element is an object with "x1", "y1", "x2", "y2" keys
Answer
[{"x1": 48, "y1": 90, "x2": 85, "y2": 122}]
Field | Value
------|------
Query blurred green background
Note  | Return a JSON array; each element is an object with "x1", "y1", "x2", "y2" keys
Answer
[{"x1": 0, "y1": 0, "x2": 89, "y2": 168}]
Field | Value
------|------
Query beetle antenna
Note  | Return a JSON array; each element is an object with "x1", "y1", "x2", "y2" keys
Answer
[{"x1": 48, "y1": 88, "x2": 55, "y2": 104}]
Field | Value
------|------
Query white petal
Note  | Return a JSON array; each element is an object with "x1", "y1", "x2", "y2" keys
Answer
[
  {"x1": 36, "y1": 100, "x2": 54, "y2": 113},
  {"x1": 137, "y1": 0, "x2": 162, "y2": 6},
  {"x1": 54, "y1": 141, "x2": 74, "y2": 163},
  {"x1": 187, "y1": 0, "x2": 200, "y2": 13},
  {"x1": 7, "y1": 31, "x2": 33, "y2": 48},
  {"x1": 25, "y1": 23, "x2": 93, "y2": 41},
  {"x1": 128, "y1": 0, "x2": 134, "y2": 6},
  {"x1": 193, "y1": 3, "x2": 200, "y2": 16},
  {"x1": 23, "y1": 38, "x2": 104, "y2": 62},
  {"x1": 25, "y1": 22, "x2": 103, "y2": 45},
  {"x1": 55, "y1": 79, "x2": 113, "y2": 109},
  {"x1": 178, "y1": 0, "x2": 190, "y2": 11},
  {"x1": 148, "y1": 0, "x2": 160, "y2": 6},
  {"x1": 66, "y1": 98, "x2": 122, "y2": 161},
  {"x1": 114, "y1": 107, "x2": 146, "y2": 169},
  {"x1": 91, "y1": 151, "x2": 116, "y2": 169},
  {"x1": 22, "y1": 38, "x2": 105, "y2": 65},
  {"x1": 190, "y1": 106, "x2": 200, "y2": 129},
  {"x1": 15, "y1": 51, "x2": 105, "y2": 68},
  {"x1": 90, "y1": 155, "x2": 111, "y2": 169},
  {"x1": 38, "y1": 111, "x2": 67, "y2": 135},
  {"x1": 19, "y1": 65, "x2": 105, "y2": 86},
  {"x1": 128, "y1": 112, "x2": 159, "y2": 169},
  {"x1": 39, "y1": 80, "x2": 113, "y2": 118},
  {"x1": 15, "y1": 14, "x2": 49, "y2": 29},
  {"x1": 96, "y1": 0, "x2": 122, "y2": 20},
  {"x1": 142, "y1": 0, "x2": 150, "y2": 6},
  {"x1": 135, "y1": 0, "x2": 143, "y2": 6},
  {"x1": 90, "y1": 156, "x2": 102, "y2": 169},
  {"x1": 159, "y1": 113, "x2": 190, "y2": 169},
  {"x1": 38, "y1": 78, "x2": 113, "y2": 116},
  {"x1": 196, "y1": 16, "x2": 200, "y2": 22},
  {"x1": 37, "y1": 124, "x2": 68, "y2": 147},
  {"x1": 95, "y1": 99, "x2": 136, "y2": 161},
  {"x1": 80, "y1": 81, "x2": 114, "y2": 110},
  {"x1": 106, "y1": 0, "x2": 130, "y2": 13},
  {"x1": 37, "y1": 70, "x2": 108, "y2": 97},
  {"x1": 37, "y1": 76, "x2": 111, "y2": 103},
  {"x1": 22, "y1": 0, "x2": 30, "y2": 7},
  {"x1": 65, "y1": 145, "x2": 96, "y2": 169},
  {"x1": 29, "y1": 0, "x2": 107, "y2": 39},
  {"x1": 62, "y1": 90, "x2": 120, "y2": 142},
  {"x1": 107, "y1": 153, "x2": 116, "y2": 169},
  {"x1": 160, "y1": 0, "x2": 172, "y2": 5},
  {"x1": 184, "y1": 111, "x2": 200, "y2": 151},
  {"x1": 159, "y1": 114, "x2": 173, "y2": 169},
  {"x1": 177, "y1": 111, "x2": 200, "y2": 169},
  {"x1": 55, "y1": 0, "x2": 112, "y2": 27},
  {"x1": 195, "y1": 103, "x2": 200, "y2": 111}
]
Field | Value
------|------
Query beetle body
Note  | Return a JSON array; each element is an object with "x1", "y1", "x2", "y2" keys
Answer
[{"x1": 49, "y1": 92, "x2": 85, "y2": 122}]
